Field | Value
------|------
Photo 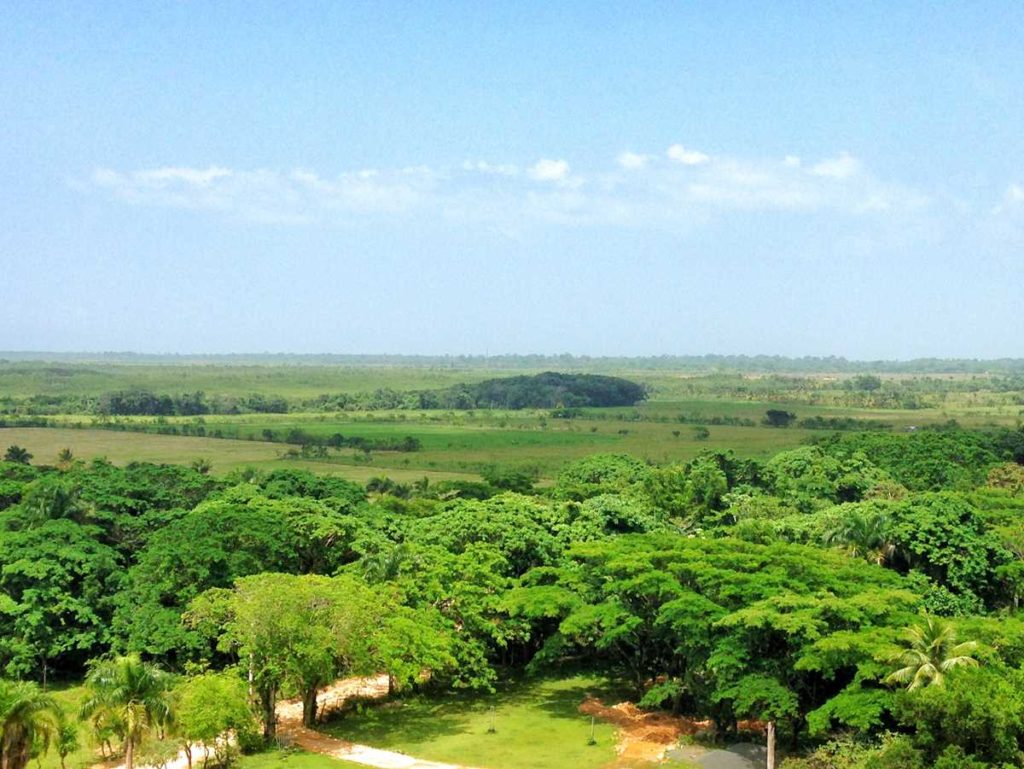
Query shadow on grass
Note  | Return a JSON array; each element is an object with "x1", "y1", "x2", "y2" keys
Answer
[
  {"x1": 323, "y1": 700, "x2": 474, "y2": 746},
  {"x1": 321, "y1": 675, "x2": 629, "y2": 748}
]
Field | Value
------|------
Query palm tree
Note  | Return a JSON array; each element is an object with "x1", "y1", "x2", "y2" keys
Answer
[
  {"x1": 80, "y1": 656, "x2": 173, "y2": 769},
  {"x1": 55, "y1": 448, "x2": 75, "y2": 471},
  {"x1": 53, "y1": 709, "x2": 79, "y2": 769},
  {"x1": 885, "y1": 616, "x2": 979, "y2": 690},
  {"x1": 824, "y1": 511, "x2": 896, "y2": 565},
  {"x1": 2, "y1": 446, "x2": 31, "y2": 466},
  {"x1": 0, "y1": 679, "x2": 59, "y2": 769}
]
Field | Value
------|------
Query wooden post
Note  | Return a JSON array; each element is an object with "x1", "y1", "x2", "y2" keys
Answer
[{"x1": 766, "y1": 720, "x2": 776, "y2": 769}]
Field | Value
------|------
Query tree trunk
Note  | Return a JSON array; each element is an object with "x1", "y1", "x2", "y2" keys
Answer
[
  {"x1": 260, "y1": 687, "x2": 277, "y2": 741},
  {"x1": 124, "y1": 737, "x2": 134, "y2": 769},
  {"x1": 766, "y1": 721, "x2": 776, "y2": 769},
  {"x1": 302, "y1": 687, "x2": 318, "y2": 728},
  {"x1": 184, "y1": 743, "x2": 192, "y2": 769}
]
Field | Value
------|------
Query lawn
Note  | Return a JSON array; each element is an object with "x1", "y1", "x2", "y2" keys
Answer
[
  {"x1": 237, "y1": 748, "x2": 357, "y2": 769},
  {"x1": 322, "y1": 676, "x2": 627, "y2": 769}
]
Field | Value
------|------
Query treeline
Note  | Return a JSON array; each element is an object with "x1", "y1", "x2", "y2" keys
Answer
[
  {"x1": 1, "y1": 372, "x2": 647, "y2": 416},
  {"x1": 3, "y1": 425, "x2": 1024, "y2": 767},
  {"x1": 6, "y1": 351, "x2": 1024, "y2": 373}
]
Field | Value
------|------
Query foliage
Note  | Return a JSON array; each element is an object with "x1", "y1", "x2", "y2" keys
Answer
[
  {"x1": 173, "y1": 671, "x2": 255, "y2": 767},
  {"x1": 885, "y1": 617, "x2": 978, "y2": 690},
  {"x1": 0, "y1": 679, "x2": 59, "y2": 769},
  {"x1": 80, "y1": 654, "x2": 173, "y2": 769}
]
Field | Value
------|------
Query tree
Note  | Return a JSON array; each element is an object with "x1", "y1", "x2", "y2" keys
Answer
[
  {"x1": 892, "y1": 666, "x2": 1024, "y2": 765},
  {"x1": 886, "y1": 617, "x2": 978, "y2": 690},
  {"x1": 0, "y1": 679, "x2": 58, "y2": 769},
  {"x1": 187, "y1": 574, "x2": 380, "y2": 734},
  {"x1": 189, "y1": 458, "x2": 212, "y2": 476},
  {"x1": 763, "y1": 410, "x2": 796, "y2": 428},
  {"x1": 173, "y1": 672, "x2": 254, "y2": 769},
  {"x1": 55, "y1": 449, "x2": 74, "y2": 472},
  {"x1": 80, "y1": 655, "x2": 173, "y2": 769},
  {"x1": 53, "y1": 709, "x2": 79, "y2": 769},
  {"x1": 714, "y1": 675, "x2": 797, "y2": 769},
  {"x1": 1, "y1": 448, "x2": 30, "y2": 466},
  {"x1": 0, "y1": 518, "x2": 120, "y2": 684},
  {"x1": 823, "y1": 510, "x2": 895, "y2": 565}
]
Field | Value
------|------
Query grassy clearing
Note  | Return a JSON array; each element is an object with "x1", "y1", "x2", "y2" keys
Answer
[
  {"x1": 4, "y1": 362, "x2": 1021, "y2": 481},
  {"x1": 0, "y1": 428, "x2": 477, "y2": 483},
  {"x1": 322, "y1": 676, "x2": 626, "y2": 769},
  {"x1": 37, "y1": 684, "x2": 93, "y2": 769},
  {"x1": 237, "y1": 749, "x2": 357, "y2": 769}
]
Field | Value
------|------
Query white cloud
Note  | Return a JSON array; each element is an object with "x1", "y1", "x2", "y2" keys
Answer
[
  {"x1": 991, "y1": 183, "x2": 1024, "y2": 215},
  {"x1": 85, "y1": 149, "x2": 933, "y2": 229},
  {"x1": 667, "y1": 144, "x2": 710, "y2": 166},
  {"x1": 617, "y1": 151, "x2": 651, "y2": 170},
  {"x1": 810, "y1": 152, "x2": 861, "y2": 179},
  {"x1": 783, "y1": 155, "x2": 801, "y2": 167},
  {"x1": 462, "y1": 160, "x2": 520, "y2": 177},
  {"x1": 528, "y1": 158, "x2": 571, "y2": 182},
  {"x1": 135, "y1": 166, "x2": 233, "y2": 186}
]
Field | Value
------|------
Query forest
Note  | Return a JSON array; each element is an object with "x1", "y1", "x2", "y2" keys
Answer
[{"x1": 3, "y1": 416, "x2": 1024, "y2": 768}]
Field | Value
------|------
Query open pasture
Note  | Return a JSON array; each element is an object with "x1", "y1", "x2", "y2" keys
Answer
[
  {"x1": 323, "y1": 676, "x2": 627, "y2": 769},
  {"x1": 2, "y1": 360, "x2": 1022, "y2": 483}
]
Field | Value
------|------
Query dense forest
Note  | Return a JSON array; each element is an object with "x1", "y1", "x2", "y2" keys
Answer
[
  {"x1": 3, "y1": 424, "x2": 1024, "y2": 767},
  {"x1": 0, "y1": 371, "x2": 647, "y2": 416}
]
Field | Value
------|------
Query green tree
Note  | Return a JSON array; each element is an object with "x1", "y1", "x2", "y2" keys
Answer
[
  {"x1": 80, "y1": 655, "x2": 173, "y2": 769},
  {"x1": 763, "y1": 410, "x2": 797, "y2": 428},
  {"x1": 893, "y1": 666, "x2": 1024, "y2": 765},
  {"x1": 0, "y1": 518, "x2": 120, "y2": 684},
  {"x1": 823, "y1": 509, "x2": 895, "y2": 565},
  {"x1": 188, "y1": 573, "x2": 381, "y2": 734},
  {"x1": 53, "y1": 708, "x2": 79, "y2": 769},
  {"x1": 885, "y1": 617, "x2": 978, "y2": 690},
  {"x1": 715, "y1": 675, "x2": 797, "y2": 769},
  {"x1": 0, "y1": 679, "x2": 58, "y2": 769},
  {"x1": 173, "y1": 671, "x2": 254, "y2": 769},
  {"x1": 1, "y1": 448, "x2": 31, "y2": 466}
]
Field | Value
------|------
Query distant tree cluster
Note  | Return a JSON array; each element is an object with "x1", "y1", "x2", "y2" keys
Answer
[{"x1": 427, "y1": 372, "x2": 648, "y2": 409}]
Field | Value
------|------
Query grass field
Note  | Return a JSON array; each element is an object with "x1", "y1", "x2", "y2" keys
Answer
[
  {"x1": 2, "y1": 361, "x2": 1022, "y2": 483},
  {"x1": 238, "y1": 749, "x2": 358, "y2": 769},
  {"x1": 323, "y1": 676, "x2": 626, "y2": 769}
]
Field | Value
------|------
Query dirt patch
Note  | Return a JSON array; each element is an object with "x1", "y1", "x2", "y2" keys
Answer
[
  {"x1": 278, "y1": 673, "x2": 392, "y2": 725},
  {"x1": 579, "y1": 697, "x2": 765, "y2": 767}
]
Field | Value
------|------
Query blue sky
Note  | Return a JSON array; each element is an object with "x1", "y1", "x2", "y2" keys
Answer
[{"x1": 1, "y1": 1, "x2": 1022, "y2": 357}]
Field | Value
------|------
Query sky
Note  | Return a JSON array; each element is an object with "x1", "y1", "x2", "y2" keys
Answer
[{"x1": 1, "y1": 1, "x2": 1022, "y2": 358}]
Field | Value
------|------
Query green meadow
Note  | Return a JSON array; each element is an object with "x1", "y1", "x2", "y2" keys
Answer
[{"x1": 2, "y1": 359, "x2": 1022, "y2": 483}]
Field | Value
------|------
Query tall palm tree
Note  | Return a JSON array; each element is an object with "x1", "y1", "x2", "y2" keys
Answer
[
  {"x1": 0, "y1": 679, "x2": 59, "y2": 769},
  {"x1": 824, "y1": 511, "x2": 896, "y2": 565},
  {"x1": 80, "y1": 656, "x2": 173, "y2": 769},
  {"x1": 885, "y1": 616, "x2": 979, "y2": 690}
]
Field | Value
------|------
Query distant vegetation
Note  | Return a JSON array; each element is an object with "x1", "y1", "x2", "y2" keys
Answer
[
  {"x1": 1, "y1": 371, "x2": 647, "y2": 416},
  {"x1": 4, "y1": 351, "x2": 1024, "y2": 374}
]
